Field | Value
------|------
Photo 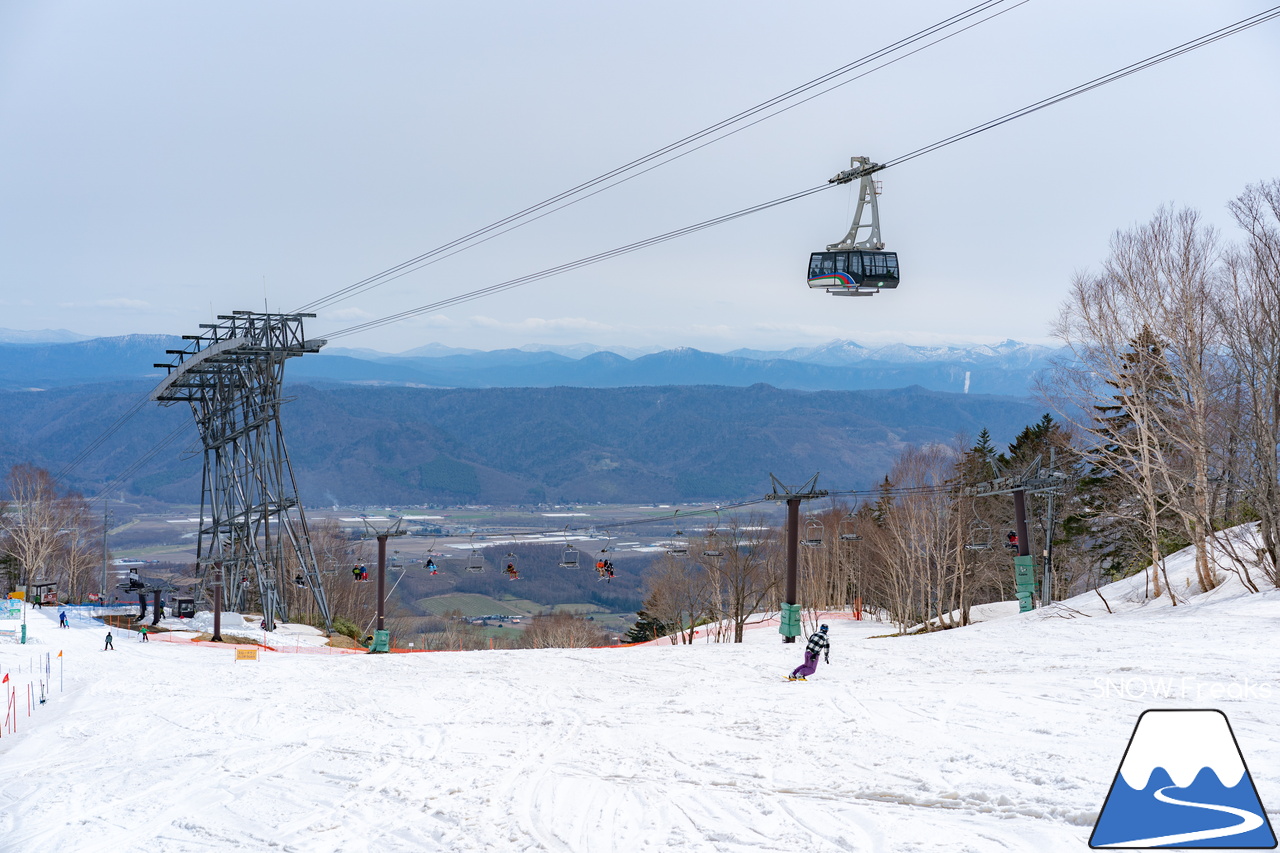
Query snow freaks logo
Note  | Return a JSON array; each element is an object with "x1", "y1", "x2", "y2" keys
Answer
[{"x1": 1090, "y1": 709, "x2": 1277, "y2": 849}]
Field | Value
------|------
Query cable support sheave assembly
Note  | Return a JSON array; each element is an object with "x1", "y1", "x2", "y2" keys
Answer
[{"x1": 292, "y1": 0, "x2": 1024, "y2": 316}]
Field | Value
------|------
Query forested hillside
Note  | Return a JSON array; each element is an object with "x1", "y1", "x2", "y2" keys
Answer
[{"x1": 0, "y1": 381, "x2": 1046, "y2": 505}]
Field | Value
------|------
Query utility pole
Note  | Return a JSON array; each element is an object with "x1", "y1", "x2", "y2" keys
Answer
[
  {"x1": 1042, "y1": 447, "x2": 1057, "y2": 607},
  {"x1": 364, "y1": 517, "x2": 406, "y2": 653},
  {"x1": 211, "y1": 561, "x2": 223, "y2": 642},
  {"x1": 765, "y1": 473, "x2": 827, "y2": 643},
  {"x1": 99, "y1": 502, "x2": 112, "y2": 602}
]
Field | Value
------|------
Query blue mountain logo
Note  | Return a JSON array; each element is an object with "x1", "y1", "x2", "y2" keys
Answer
[{"x1": 1091, "y1": 709, "x2": 1277, "y2": 848}]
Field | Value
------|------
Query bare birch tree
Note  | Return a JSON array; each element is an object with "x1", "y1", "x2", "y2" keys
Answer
[
  {"x1": 1049, "y1": 206, "x2": 1228, "y2": 598},
  {"x1": 1217, "y1": 179, "x2": 1280, "y2": 587}
]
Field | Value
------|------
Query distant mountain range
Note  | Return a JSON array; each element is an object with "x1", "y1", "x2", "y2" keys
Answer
[
  {"x1": 0, "y1": 327, "x2": 93, "y2": 344},
  {"x1": 0, "y1": 334, "x2": 1059, "y2": 396}
]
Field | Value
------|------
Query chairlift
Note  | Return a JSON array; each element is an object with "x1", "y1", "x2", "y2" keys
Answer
[
  {"x1": 559, "y1": 528, "x2": 580, "y2": 568},
  {"x1": 801, "y1": 517, "x2": 824, "y2": 548},
  {"x1": 702, "y1": 526, "x2": 725, "y2": 559},
  {"x1": 666, "y1": 531, "x2": 689, "y2": 557},
  {"x1": 702, "y1": 510, "x2": 725, "y2": 558},
  {"x1": 503, "y1": 552, "x2": 520, "y2": 581},
  {"x1": 838, "y1": 515, "x2": 862, "y2": 542},
  {"x1": 965, "y1": 519, "x2": 992, "y2": 551},
  {"x1": 594, "y1": 556, "x2": 616, "y2": 582},
  {"x1": 465, "y1": 533, "x2": 485, "y2": 573}
]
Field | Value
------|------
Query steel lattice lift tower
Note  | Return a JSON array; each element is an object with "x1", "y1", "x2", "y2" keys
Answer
[{"x1": 151, "y1": 311, "x2": 332, "y2": 633}]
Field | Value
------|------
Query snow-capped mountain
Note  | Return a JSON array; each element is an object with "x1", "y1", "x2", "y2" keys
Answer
[{"x1": 0, "y1": 327, "x2": 93, "y2": 344}]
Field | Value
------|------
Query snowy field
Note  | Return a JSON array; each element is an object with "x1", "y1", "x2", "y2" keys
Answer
[{"x1": 2, "y1": 537, "x2": 1280, "y2": 852}]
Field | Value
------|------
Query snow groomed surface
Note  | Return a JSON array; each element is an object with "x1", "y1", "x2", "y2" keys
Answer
[{"x1": 2, "y1": 534, "x2": 1279, "y2": 852}]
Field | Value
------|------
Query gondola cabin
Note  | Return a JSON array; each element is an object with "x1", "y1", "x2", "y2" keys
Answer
[{"x1": 807, "y1": 250, "x2": 899, "y2": 291}]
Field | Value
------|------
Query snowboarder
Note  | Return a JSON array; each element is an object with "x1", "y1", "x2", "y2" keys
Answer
[
  {"x1": 104, "y1": 630, "x2": 114, "y2": 651},
  {"x1": 427, "y1": 559, "x2": 438, "y2": 576},
  {"x1": 504, "y1": 562, "x2": 520, "y2": 581},
  {"x1": 596, "y1": 559, "x2": 615, "y2": 582},
  {"x1": 59, "y1": 611, "x2": 68, "y2": 629},
  {"x1": 788, "y1": 624, "x2": 830, "y2": 681}
]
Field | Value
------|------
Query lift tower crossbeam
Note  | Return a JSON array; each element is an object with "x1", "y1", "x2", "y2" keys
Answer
[{"x1": 150, "y1": 311, "x2": 332, "y2": 633}]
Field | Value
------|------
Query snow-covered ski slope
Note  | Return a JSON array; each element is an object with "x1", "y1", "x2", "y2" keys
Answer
[{"x1": 2, "y1": 532, "x2": 1279, "y2": 852}]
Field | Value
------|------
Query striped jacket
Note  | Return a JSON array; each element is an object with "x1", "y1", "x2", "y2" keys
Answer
[{"x1": 805, "y1": 631, "x2": 830, "y2": 657}]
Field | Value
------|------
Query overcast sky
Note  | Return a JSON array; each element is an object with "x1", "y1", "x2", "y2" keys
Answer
[{"x1": 2, "y1": 1, "x2": 1277, "y2": 353}]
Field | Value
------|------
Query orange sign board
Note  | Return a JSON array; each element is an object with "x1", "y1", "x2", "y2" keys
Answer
[{"x1": 234, "y1": 649, "x2": 259, "y2": 661}]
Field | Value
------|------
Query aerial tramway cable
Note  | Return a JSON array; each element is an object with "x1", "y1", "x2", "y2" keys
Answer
[
  {"x1": 321, "y1": 4, "x2": 1280, "y2": 340},
  {"x1": 292, "y1": 0, "x2": 1025, "y2": 315}
]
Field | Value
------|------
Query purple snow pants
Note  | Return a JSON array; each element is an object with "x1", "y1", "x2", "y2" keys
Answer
[{"x1": 791, "y1": 651, "x2": 819, "y2": 678}]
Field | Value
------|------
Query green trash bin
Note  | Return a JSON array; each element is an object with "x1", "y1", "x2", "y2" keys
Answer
[{"x1": 779, "y1": 603, "x2": 802, "y2": 638}]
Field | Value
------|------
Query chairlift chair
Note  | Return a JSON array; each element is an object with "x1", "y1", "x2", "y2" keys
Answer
[
  {"x1": 465, "y1": 534, "x2": 485, "y2": 573},
  {"x1": 560, "y1": 546, "x2": 580, "y2": 568},
  {"x1": 838, "y1": 515, "x2": 862, "y2": 542},
  {"x1": 801, "y1": 518, "x2": 824, "y2": 548},
  {"x1": 666, "y1": 509, "x2": 689, "y2": 557},
  {"x1": 965, "y1": 519, "x2": 993, "y2": 551},
  {"x1": 701, "y1": 510, "x2": 725, "y2": 558}
]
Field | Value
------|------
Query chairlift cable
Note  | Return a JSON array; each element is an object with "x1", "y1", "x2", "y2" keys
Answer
[{"x1": 293, "y1": 0, "x2": 1023, "y2": 315}]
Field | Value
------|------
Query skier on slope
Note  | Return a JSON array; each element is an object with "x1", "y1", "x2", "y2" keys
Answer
[{"x1": 788, "y1": 624, "x2": 830, "y2": 681}]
